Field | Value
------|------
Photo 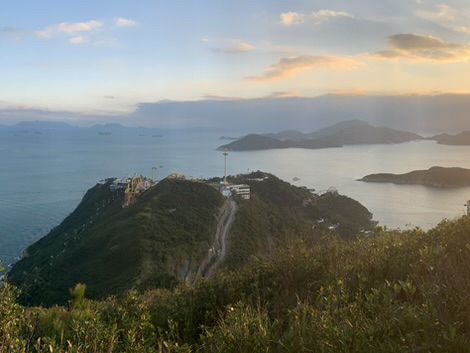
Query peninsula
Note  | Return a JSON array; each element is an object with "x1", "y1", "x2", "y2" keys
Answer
[
  {"x1": 360, "y1": 166, "x2": 470, "y2": 188},
  {"x1": 219, "y1": 120, "x2": 422, "y2": 151}
]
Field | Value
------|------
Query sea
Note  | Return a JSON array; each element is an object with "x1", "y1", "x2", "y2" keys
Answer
[{"x1": 1, "y1": 127, "x2": 470, "y2": 266}]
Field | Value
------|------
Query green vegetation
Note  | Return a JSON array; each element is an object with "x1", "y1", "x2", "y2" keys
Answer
[
  {"x1": 223, "y1": 172, "x2": 373, "y2": 269},
  {"x1": 9, "y1": 178, "x2": 224, "y2": 306},
  {"x1": 1, "y1": 216, "x2": 470, "y2": 352},
  {"x1": 9, "y1": 172, "x2": 373, "y2": 307},
  {"x1": 361, "y1": 166, "x2": 470, "y2": 188}
]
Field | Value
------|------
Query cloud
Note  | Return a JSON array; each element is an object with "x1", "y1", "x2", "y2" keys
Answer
[
  {"x1": 115, "y1": 17, "x2": 137, "y2": 28},
  {"x1": 210, "y1": 39, "x2": 255, "y2": 53},
  {"x1": 248, "y1": 55, "x2": 358, "y2": 81},
  {"x1": 35, "y1": 20, "x2": 103, "y2": 38},
  {"x1": 414, "y1": 4, "x2": 470, "y2": 34},
  {"x1": 280, "y1": 12, "x2": 305, "y2": 26},
  {"x1": 454, "y1": 25, "x2": 470, "y2": 34},
  {"x1": 331, "y1": 88, "x2": 367, "y2": 96},
  {"x1": 266, "y1": 91, "x2": 301, "y2": 98},
  {"x1": 69, "y1": 36, "x2": 88, "y2": 45},
  {"x1": 373, "y1": 33, "x2": 470, "y2": 62},
  {"x1": 280, "y1": 9, "x2": 353, "y2": 27},
  {"x1": 415, "y1": 4, "x2": 455, "y2": 22},
  {"x1": 389, "y1": 33, "x2": 455, "y2": 50},
  {"x1": 202, "y1": 94, "x2": 242, "y2": 100}
]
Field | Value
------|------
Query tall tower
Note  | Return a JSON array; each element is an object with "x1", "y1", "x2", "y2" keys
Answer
[
  {"x1": 223, "y1": 149, "x2": 228, "y2": 185},
  {"x1": 466, "y1": 200, "x2": 470, "y2": 216},
  {"x1": 152, "y1": 167, "x2": 157, "y2": 182}
]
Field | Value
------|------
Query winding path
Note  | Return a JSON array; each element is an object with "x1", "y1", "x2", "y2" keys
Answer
[{"x1": 193, "y1": 199, "x2": 237, "y2": 282}]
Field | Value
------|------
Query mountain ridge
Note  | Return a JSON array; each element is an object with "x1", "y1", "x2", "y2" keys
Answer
[{"x1": 219, "y1": 120, "x2": 422, "y2": 151}]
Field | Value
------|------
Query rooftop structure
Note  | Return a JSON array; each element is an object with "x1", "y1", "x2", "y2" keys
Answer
[
  {"x1": 225, "y1": 184, "x2": 250, "y2": 200},
  {"x1": 167, "y1": 172, "x2": 186, "y2": 180},
  {"x1": 110, "y1": 178, "x2": 131, "y2": 192}
]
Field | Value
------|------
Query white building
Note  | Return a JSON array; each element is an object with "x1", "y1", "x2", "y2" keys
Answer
[{"x1": 227, "y1": 184, "x2": 250, "y2": 200}]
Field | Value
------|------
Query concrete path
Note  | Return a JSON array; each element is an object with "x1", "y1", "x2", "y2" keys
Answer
[{"x1": 193, "y1": 199, "x2": 237, "y2": 282}]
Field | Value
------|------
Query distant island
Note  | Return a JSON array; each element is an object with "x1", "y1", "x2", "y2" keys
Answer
[
  {"x1": 430, "y1": 131, "x2": 470, "y2": 145},
  {"x1": 0, "y1": 120, "x2": 165, "y2": 138},
  {"x1": 360, "y1": 166, "x2": 470, "y2": 188},
  {"x1": 218, "y1": 120, "x2": 422, "y2": 151},
  {"x1": 219, "y1": 136, "x2": 238, "y2": 141}
]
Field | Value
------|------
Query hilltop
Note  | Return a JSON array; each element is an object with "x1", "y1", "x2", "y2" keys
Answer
[
  {"x1": 8, "y1": 172, "x2": 374, "y2": 306},
  {"x1": 360, "y1": 166, "x2": 470, "y2": 188},
  {"x1": 430, "y1": 131, "x2": 470, "y2": 145},
  {"x1": 219, "y1": 120, "x2": 422, "y2": 151}
]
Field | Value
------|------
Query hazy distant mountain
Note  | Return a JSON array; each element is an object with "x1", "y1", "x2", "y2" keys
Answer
[
  {"x1": 218, "y1": 134, "x2": 286, "y2": 150},
  {"x1": 430, "y1": 131, "x2": 470, "y2": 145},
  {"x1": 218, "y1": 134, "x2": 342, "y2": 151},
  {"x1": 0, "y1": 121, "x2": 161, "y2": 137},
  {"x1": 14, "y1": 121, "x2": 74, "y2": 130},
  {"x1": 266, "y1": 120, "x2": 421, "y2": 143},
  {"x1": 265, "y1": 130, "x2": 308, "y2": 141},
  {"x1": 219, "y1": 120, "x2": 421, "y2": 151},
  {"x1": 360, "y1": 166, "x2": 470, "y2": 188}
]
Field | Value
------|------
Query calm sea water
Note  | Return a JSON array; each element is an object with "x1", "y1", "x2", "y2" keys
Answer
[{"x1": 1, "y1": 128, "x2": 470, "y2": 265}]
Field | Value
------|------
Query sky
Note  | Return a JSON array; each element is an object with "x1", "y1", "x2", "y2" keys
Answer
[{"x1": 1, "y1": 0, "x2": 470, "y2": 119}]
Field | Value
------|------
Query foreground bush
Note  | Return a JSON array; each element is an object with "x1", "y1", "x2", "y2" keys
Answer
[{"x1": 1, "y1": 217, "x2": 470, "y2": 352}]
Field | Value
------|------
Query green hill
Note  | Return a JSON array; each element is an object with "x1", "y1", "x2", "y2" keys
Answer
[
  {"x1": 8, "y1": 178, "x2": 224, "y2": 306},
  {"x1": 360, "y1": 166, "x2": 470, "y2": 187},
  {"x1": 8, "y1": 172, "x2": 374, "y2": 306},
  {"x1": 219, "y1": 120, "x2": 422, "y2": 151}
]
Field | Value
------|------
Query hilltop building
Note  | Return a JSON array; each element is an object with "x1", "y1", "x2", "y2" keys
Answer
[
  {"x1": 168, "y1": 173, "x2": 186, "y2": 180},
  {"x1": 221, "y1": 183, "x2": 251, "y2": 200}
]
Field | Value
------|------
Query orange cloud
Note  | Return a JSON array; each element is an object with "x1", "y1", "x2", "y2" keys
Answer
[
  {"x1": 280, "y1": 9, "x2": 353, "y2": 27},
  {"x1": 209, "y1": 39, "x2": 255, "y2": 54},
  {"x1": 247, "y1": 55, "x2": 358, "y2": 82}
]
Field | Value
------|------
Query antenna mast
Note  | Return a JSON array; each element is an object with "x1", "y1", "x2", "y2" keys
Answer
[
  {"x1": 152, "y1": 167, "x2": 157, "y2": 182},
  {"x1": 223, "y1": 149, "x2": 228, "y2": 185}
]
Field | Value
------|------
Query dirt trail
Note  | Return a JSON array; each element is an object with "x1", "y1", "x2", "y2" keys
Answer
[{"x1": 193, "y1": 199, "x2": 237, "y2": 282}]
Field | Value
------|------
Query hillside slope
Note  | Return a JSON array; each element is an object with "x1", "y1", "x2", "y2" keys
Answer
[
  {"x1": 9, "y1": 179, "x2": 224, "y2": 305},
  {"x1": 220, "y1": 172, "x2": 375, "y2": 269}
]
